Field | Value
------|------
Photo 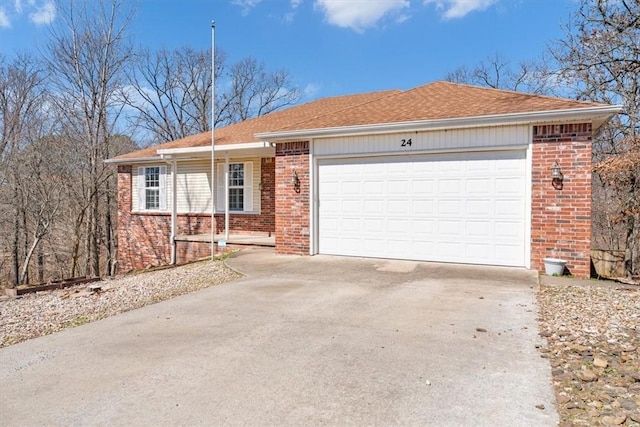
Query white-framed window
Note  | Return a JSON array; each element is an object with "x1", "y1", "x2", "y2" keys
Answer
[
  {"x1": 217, "y1": 162, "x2": 253, "y2": 212},
  {"x1": 137, "y1": 166, "x2": 167, "y2": 211}
]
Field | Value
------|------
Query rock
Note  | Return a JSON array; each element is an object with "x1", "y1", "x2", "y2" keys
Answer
[
  {"x1": 587, "y1": 408, "x2": 599, "y2": 417},
  {"x1": 569, "y1": 344, "x2": 589, "y2": 354},
  {"x1": 601, "y1": 415, "x2": 626, "y2": 425},
  {"x1": 557, "y1": 395, "x2": 571, "y2": 404},
  {"x1": 565, "y1": 402, "x2": 579, "y2": 410},
  {"x1": 576, "y1": 369, "x2": 598, "y2": 382},
  {"x1": 619, "y1": 398, "x2": 637, "y2": 411},
  {"x1": 593, "y1": 356, "x2": 608, "y2": 368},
  {"x1": 552, "y1": 369, "x2": 565, "y2": 376},
  {"x1": 630, "y1": 413, "x2": 640, "y2": 423},
  {"x1": 535, "y1": 404, "x2": 545, "y2": 410},
  {"x1": 475, "y1": 327, "x2": 487, "y2": 333}
]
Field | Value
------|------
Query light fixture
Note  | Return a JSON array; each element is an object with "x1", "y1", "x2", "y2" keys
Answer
[
  {"x1": 258, "y1": 181, "x2": 263, "y2": 191},
  {"x1": 551, "y1": 161, "x2": 563, "y2": 190},
  {"x1": 291, "y1": 170, "x2": 300, "y2": 193}
]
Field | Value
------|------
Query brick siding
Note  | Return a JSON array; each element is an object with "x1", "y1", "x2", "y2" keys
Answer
[
  {"x1": 116, "y1": 159, "x2": 275, "y2": 272},
  {"x1": 275, "y1": 141, "x2": 310, "y2": 255},
  {"x1": 531, "y1": 123, "x2": 593, "y2": 278}
]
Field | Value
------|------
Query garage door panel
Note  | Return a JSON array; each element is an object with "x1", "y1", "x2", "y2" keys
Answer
[
  {"x1": 318, "y1": 151, "x2": 526, "y2": 267},
  {"x1": 413, "y1": 200, "x2": 435, "y2": 214},
  {"x1": 466, "y1": 220, "x2": 492, "y2": 237},
  {"x1": 467, "y1": 199, "x2": 491, "y2": 216},
  {"x1": 496, "y1": 199, "x2": 525, "y2": 217},
  {"x1": 466, "y1": 178, "x2": 492, "y2": 193},
  {"x1": 438, "y1": 179, "x2": 461, "y2": 193}
]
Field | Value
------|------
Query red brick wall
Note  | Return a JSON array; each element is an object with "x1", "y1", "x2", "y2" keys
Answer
[
  {"x1": 116, "y1": 159, "x2": 275, "y2": 272},
  {"x1": 275, "y1": 141, "x2": 310, "y2": 255},
  {"x1": 531, "y1": 123, "x2": 593, "y2": 278}
]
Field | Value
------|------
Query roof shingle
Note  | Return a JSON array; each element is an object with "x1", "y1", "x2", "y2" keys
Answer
[{"x1": 113, "y1": 81, "x2": 608, "y2": 161}]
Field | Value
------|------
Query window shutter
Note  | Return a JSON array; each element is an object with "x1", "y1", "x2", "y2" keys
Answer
[
  {"x1": 159, "y1": 166, "x2": 167, "y2": 211},
  {"x1": 137, "y1": 167, "x2": 145, "y2": 210},
  {"x1": 216, "y1": 163, "x2": 225, "y2": 213},
  {"x1": 244, "y1": 162, "x2": 253, "y2": 212}
]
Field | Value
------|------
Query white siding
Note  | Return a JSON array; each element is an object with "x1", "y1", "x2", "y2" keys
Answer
[
  {"x1": 176, "y1": 160, "x2": 212, "y2": 213},
  {"x1": 312, "y1": 125, "x2": 530, "y2": 157}
]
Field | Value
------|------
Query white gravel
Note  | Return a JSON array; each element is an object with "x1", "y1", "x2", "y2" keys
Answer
[{"x1": 0, "y1": 260, "x2": 242, "y2": 348}]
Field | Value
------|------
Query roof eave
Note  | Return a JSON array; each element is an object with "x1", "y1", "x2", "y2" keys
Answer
[
  {"x1": 104, "y1": 156, "x2": 162, "y2": 165},
  {"x1": 256, "y1": 105, "x2": 624, "y2": 142},
  {"x1": 106, "y1": 141, "x2": 276, "y2": 164}
]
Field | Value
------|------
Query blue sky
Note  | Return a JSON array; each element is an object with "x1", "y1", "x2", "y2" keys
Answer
[{"x1": 0, "y1": 0, "x2": 576, "y2": 101}]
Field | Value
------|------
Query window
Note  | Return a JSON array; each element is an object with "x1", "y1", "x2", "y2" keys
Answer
[
  {"x1": 217, "y1": 162, "x2": 253, "y2": 212},
  {"x1": 228, "y1": 163, "x2": 244, "y2": 211},
  {"x1": 145, "y1": 166, "x2": 160, "y2": 210},
  {"x1": 138, "y1": 166, "x2": 167, "y2": 211}
]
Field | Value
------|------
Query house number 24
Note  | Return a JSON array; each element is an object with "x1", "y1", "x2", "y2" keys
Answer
[{"x1": 401, "y1": 138, "x2": 412, "y2": 147}]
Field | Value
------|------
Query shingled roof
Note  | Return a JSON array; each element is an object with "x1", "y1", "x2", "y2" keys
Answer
[
  {"x1": 112, "y1": 81, "x2": 613, "y2": 161},
  {"x1": 269, "y1": 81, "x2": 609, "y2": 132},
  {"x1": 112, "y1": 89, "x2": 399, "y2": 160}
]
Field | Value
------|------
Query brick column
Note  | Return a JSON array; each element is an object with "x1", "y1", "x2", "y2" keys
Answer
[
  {"x1": 531, "y1": 123, "x2": 592, "y2": 278},
  {"x1": 275, "y1": 141, "x2": 310, "y2": 255}
]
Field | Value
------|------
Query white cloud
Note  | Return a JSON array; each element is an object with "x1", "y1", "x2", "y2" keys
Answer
[
  {"x1": 14, "y1": 0, "x2": 23, "y2": 14},
  {"x1": 0, "y1": 8, "x2": 10, "y2": 28},
  {"x1": 423, "y1": 0, "x2": 497, "y2": 19},
  {"x1": 303, "y1": 82, "x2": 320, "y2": 98},
  {"x1": 29, "y1": 0, "x2": 56, "y2": 25},
  {"x1": 232, "y1": 0, "x2": 262, "y2": 16},
  {"x1": 283, "y1": 0, "x2": 303, "y2": 23},
  {"x1": 314, "y1": 0, "x2": 409, "y2": 33}
]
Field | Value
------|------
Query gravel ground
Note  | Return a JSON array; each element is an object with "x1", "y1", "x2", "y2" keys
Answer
[
  {"x1": 538, "y1": 280, "x2": 640, "y2": 426},
  {"x1": 0, "y1": 259, "x2": 242, "y2": 348}
]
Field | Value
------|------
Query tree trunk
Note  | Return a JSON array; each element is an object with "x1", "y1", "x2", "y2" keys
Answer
[{"x1": 12, "y1": 186, "x2": 20, "y2": 287}]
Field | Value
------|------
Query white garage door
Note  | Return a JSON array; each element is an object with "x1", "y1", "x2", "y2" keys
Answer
[{"x1": 318, "y1": 151, "x2": 527, "y2": 266}]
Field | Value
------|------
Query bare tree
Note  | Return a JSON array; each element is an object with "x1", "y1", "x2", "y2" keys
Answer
[
  {"x1": 125, "y1": 47, "x2": 302, "y2": 144},
  {"x1": 224, "y1": 57, "x2": 301, "y2": 123},
  {"x1": 552, "y1": 0, "x2": 640, "y2": 277},
  {"x1": 0, "y1": 54, "x2": 48, "y2": 286},
  {"x1": 445, "y1": 53, "x2": 555, "y2": 95},
  {"x1": 123, "y1": 47, "x2": 222, "y2": 144},
  {"x1": 45, "y1": 0, "x2": 134, "y2": 277}
]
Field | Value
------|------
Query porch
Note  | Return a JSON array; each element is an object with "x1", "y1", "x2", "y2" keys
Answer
[{"x1": 175, "y1": 233, "x2": 275, "y2": 247}]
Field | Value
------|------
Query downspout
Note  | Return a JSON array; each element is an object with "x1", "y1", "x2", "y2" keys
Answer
[
  {"x1": 225, "y1": 155, "x2": 230, "y2": 241},
  {"x1": 170, "y1": 159, "x2": 178, "y2": 265},
  {"x1": 161, "y1": 154, "x2": 178, "y2": 265}
]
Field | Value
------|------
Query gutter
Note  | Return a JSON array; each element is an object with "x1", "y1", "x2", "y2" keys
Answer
[{"x1": 255, "y1": 105, "x2": 624, "y2": 142}]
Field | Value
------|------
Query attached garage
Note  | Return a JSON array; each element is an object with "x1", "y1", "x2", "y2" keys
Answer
[{"x1": 317, "y1": 150, "x2": 528, "y2": 267}]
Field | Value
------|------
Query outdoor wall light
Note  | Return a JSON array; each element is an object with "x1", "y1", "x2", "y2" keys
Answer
[
  {"x1": 551, "y1": 161, "x2": 564, "y2": 190},
  {"x1": 291, "y1": 170, "x2": 300, "y2": 193},
  {"x1": 258, "y1": 181, "x2": 264, "y2": 191}
]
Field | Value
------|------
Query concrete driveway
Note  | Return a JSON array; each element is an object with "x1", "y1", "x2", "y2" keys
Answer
[{"x1": 0, "y1": 248, "x2": 557, "y2": 426}]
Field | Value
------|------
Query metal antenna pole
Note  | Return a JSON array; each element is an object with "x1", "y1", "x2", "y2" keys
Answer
[{"x1": 210, "y1": 20, "x2": 216, "y2": 261}]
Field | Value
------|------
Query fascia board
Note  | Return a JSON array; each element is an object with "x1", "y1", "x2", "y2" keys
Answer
[
  {"x1": 104, "y1": 156, "x2": 161, "y2": 164},
  {"x1": 256, "y1": 105, "x2": 624, "y2": 142},
  {"x1": 157, "y1": 141, "x2": 273, "y2": 157}
]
